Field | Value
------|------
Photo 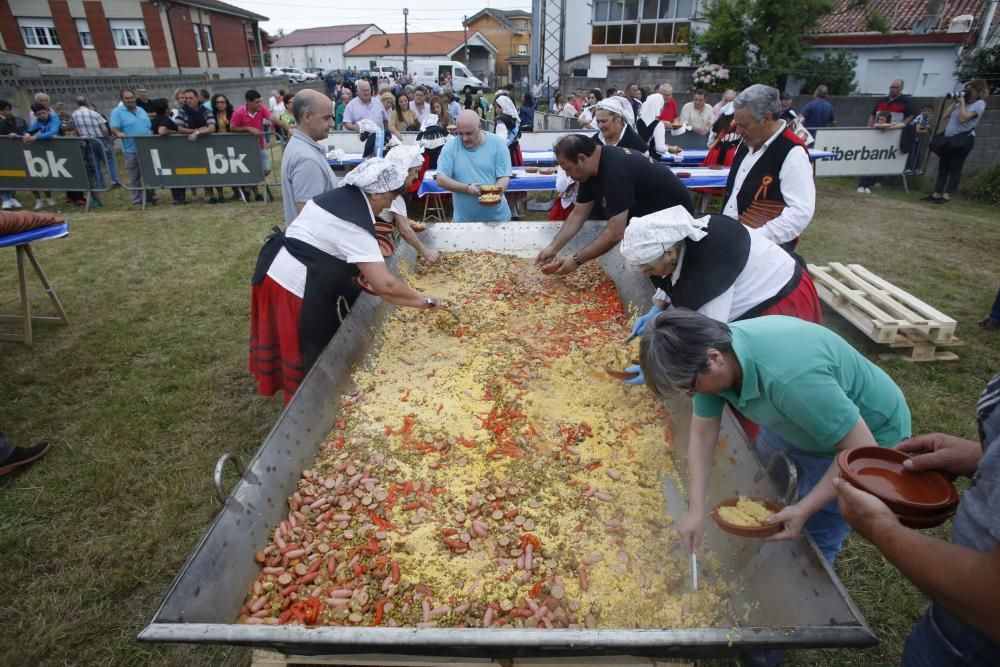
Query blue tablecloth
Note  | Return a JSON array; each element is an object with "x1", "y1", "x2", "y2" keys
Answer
[
  {"x1": 0, "y1": 222, "x2": 70, "y2": 248},
  {"x1": 332, "y1": 148, "x2": 835, "y2": 169},
  {"x1": 416, "y1": 166, "x2": 729, "y2": 197}
]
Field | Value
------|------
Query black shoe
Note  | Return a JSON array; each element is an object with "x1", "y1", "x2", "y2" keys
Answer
[
  {"x1": 920, "y1": 194, "x2": 940, "y2": 201},
  {"x1": 254, "y1": 192, "x2": 264, "y2": 202},
  {"x1": 207, "y1": 196, "x2": 219, "y2": 204},
  {"x1": 934, "y1": 197, "x2": 950, "y2": 204},
  {"x1": 231, "y1": 191, "x2": 243, "y2": 201},
  {"x1": 171, "y1": 200, "x2": 187, "y2": 206},
  {"x1": 0, "y1": 442, "x2": 51, "y2": 476},
  {"x1": 149, "y1": 199, "x2": 158, "y2": 206},
  {"x1": 980, "y1": 318, "x2": 1000, "y2": 331}
]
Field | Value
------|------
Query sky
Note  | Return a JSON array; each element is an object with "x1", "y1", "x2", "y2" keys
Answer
[{"x1": 241, "y1": 0, "x2": 533, "y2": 38}]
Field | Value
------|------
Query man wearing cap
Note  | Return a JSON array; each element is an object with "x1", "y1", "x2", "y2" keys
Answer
[
  {"x1": 433, "y1": 109, "x2": 512, "y2": 222},
  {"x1": 723, "y1": 84, "x2": 814, "y2": 253},
  {"x1": 536, "y1": 133, "x2": 692, "y2": 275}
]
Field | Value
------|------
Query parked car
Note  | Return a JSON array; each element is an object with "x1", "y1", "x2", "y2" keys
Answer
[
  {"x1": 265, "y1": 66, "x2": 284, "y2": 77},
  {"x1": 411, "y1": 60, "x2": 486, "y2": 93},
  {"x1": 281, "y1": 67, "x2": 318, "y2": 83},
  {"x1": 304, "y1": 67, "x2": 325, "y2": 78}
]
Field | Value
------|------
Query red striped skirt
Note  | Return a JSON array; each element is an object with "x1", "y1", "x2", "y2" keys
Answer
[
  {"x1": 761, "y1": 269, "x2": 823, "y2": 324},
  {"x1": 249, "y1": 275, "x2": 305, "y2": 404}
]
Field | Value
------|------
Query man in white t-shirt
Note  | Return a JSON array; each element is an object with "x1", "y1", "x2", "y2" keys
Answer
[
  {"x1": 409, "y1": 86, "x2": 431, "y2": 125},
  {"x1": 680, "y1": 89, "x2": 715, "y2": 136}
]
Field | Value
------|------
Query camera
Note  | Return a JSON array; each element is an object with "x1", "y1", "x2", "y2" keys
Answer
[{"x1": 945, "y1": 89, "x2": 969, "y2": 101}]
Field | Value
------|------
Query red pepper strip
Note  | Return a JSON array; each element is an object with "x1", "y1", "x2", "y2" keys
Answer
[
  {"x1": 519, "y1": 534, "x2": 541, "y2": 550},
  {"x1": 371, "y1": 599, "x2": 387, "y2": 626},
  {"x1": 400, "y1": 389, "x2": 411, "y2": 402},
  {"x1": 530, "y1": 581, "x2": 542, "y2": 599},
  {"x1": 352, "y1": 563, "x2": 367, "y2": 577},
  {"x1": 334, "y1": 436, "x2": 346, "y2": 450},
  {"x1": 302, "y1": 597, "x2": 321, "y2": 624}
]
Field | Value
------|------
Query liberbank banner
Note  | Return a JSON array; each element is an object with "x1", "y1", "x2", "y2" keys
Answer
[
  {"x1": 812, "y1": 127, "x2": 908, "y2": 177},
  {"x1": 133, "y1": 134, "x2": 265, "y2": 188},
  {"x1": 0, "y1": 136, "x2": 92, "y2": 191}
]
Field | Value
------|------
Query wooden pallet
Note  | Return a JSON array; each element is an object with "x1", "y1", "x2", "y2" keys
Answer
[
  {"x1": 807, "y1": 263, "x2": 962, "y2": 362},
  {"x1": 250, "y1": 651, "x2": 690, "y2": 667}
]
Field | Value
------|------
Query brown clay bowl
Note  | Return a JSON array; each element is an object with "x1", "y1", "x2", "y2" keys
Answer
[
  {"x1": 837, "y1": 447, "x2": 959, "y2": 513},
  {"x1": 480, "y1": 185, "x2": 503, "y2": 195},
  {"x1": 895, "y1": 505, "x2": 956, "y2": 529},
  {"x1": 710, "y1": 497, "x2": 783, "y2": 538},
  {"x1": 408, "y1": 220, "x2": 427, "y2": 233},
  {"x1": 539, "y1": 168, "x2": 556, "y2": 175},
  {"x1": 709, "y1": 164, "x2": 726, "y2": 170},
  {"x1": 603, "y1": 361, "x2": 640, "y2": 381},
  {"x1": 675, "y1": 171, "x2": 692, "y2": 178},
  {"x1": 374, "y1": 221, "x2": 395, "y2": 235},
  {"x1": 478, "y1": 194, "x2": 502, "y2": 207},
  {"x1": 525, "y1": 166, "x2": 539, "y2": 173},
  {"x1": 377, "y1": 235, "x2": 395, "y2": 257}
]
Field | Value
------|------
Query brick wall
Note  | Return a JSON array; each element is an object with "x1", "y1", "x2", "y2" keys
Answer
[
  {"x1": 48, "y1": 0, "x2": 85, "y2": 68},
  {"x1": 211, "y1": 13, "x2": 250, "y2": 68},
  {"x1": 166, "y1": 4, "x2": 199, "y2": 68},
  {"x1": 140, "y1": 1, "x2": 171, "y2": 69},
  {"x1": 0, "y1": 0, "x2": 25, "y2": 53},
  {"x1": 83, "y1": 1, "x2": 117, "y2": 68}
]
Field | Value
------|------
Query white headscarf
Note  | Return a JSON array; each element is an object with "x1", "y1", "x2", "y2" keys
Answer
[
  {"x1": 343, "y1": 157, "x2": 408, "y2": 194},
  {"x1": 357, "y1": 118, "x2": 381, "y2": 135},
  {"x1": 495, "y1": 94, "x2": 517, "y2": 117},
  {"x1": 420, "y1": 113, "x2": 441, "y2": 132},
  {"x1": 596, "y1": 96, "x2": 635, "y2": 128},
  {"x1": 619, "y1": 205, "x2": 711, "y2": 266},
  {"x1": 638, "y1": 93, "x2": 665, "y2": 127},
  {"x1": 386, "y1": 143, "x2": 425, "y2": 170}
]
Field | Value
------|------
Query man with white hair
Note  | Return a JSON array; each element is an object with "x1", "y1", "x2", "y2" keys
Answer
[
  {"x1": 618, "y1": 206, "x2": 822, "y2": 384},
  {"x1": 723, "y1": 84, "x2": 814, "y2": 253},
  {"x1": 343, "y1": 80, "x2": 389, "y2": 133},
  {"x1": 280, "y1": 89, "x2": 337, "y2": 224},
  {"x1": 657, "y1": 83, "x2": 679, "y2": 124},
  {"x1": 434, "y1": 109, "x2": 513, "y2": 222}
]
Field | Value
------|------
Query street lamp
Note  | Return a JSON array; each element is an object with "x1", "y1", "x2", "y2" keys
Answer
[{"x1": 403, "y1": 8, "x2": 409, "y2": 77}]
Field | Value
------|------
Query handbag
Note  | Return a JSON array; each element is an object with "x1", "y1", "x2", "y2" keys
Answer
[{"x1": 929, "y1": 130, "x2": 973, "y2": 156}]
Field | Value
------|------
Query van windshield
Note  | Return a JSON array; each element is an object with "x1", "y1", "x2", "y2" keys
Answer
[{"x1": 457, "y1": 67, "x2": 473, "y2": 79}]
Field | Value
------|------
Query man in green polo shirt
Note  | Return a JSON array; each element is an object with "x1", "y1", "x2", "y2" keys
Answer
[{"x1": 639, "y1": 309, "x2": 911, "y2": 564}]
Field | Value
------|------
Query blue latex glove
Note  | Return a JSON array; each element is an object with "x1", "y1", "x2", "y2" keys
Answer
[
  {"x1": 630, "y1": 304, "x2": 665, "y2": 338},
  {"x1": 624, "y1": 365, "x2": 645, "y2": 385}
]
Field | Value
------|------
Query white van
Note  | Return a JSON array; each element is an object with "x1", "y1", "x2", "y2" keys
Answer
[{"x1": 410, "y1": 60, "x2": 487, "y2": 93}]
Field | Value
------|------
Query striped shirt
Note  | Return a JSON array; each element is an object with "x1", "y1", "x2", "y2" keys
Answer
[{"x1": 71, "y1": 107, "x2": 107, "y2": 139}]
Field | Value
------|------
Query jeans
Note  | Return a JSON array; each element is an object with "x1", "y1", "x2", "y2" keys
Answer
[
  {"x1": 902, "y1": 603, "x2": 1000, "y2": 666},
  {"x1": 0, "y1": 431, "x2": 13, "y2": 461},
  {"x1": 101, "y1": 137, "x2": 119, "y2": 183},
  {"x1": 754, "y1": 426, "x2": 851, "y2": 564},
  {"x1": 83, "y1": 140, "x2": 104, "y2": 190},
  {"x1": 123, "y1": 152, "x2": 155, "y2": 204},
  {"x1": 935, "y1": 138, "x2": 975, "y2": 194}
]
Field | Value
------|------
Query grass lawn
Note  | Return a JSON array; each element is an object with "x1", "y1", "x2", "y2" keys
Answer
[{"x1": 0, "y1": 179, "x2": 997, "y2": 666}]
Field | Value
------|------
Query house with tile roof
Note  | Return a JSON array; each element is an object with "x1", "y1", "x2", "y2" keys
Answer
[
  {"x1": 0, "y1": 0, "x2": 269, "y2": 76},
  {"x1": 269, "y1": 24, "x2": 384, "y2": 72},
  {"x1": 806, "y1": 0, "x2": 999, "y2": 96},
  {"x1": 463, "y1": 9, "x2": 532, "y2": 87},
  {"x1": 344, "y1": 31, "x2": 497, "y2": 81}
]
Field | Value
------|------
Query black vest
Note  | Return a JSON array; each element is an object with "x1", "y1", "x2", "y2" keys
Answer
[
  {"x1": 648, "y1": 216, "x2": 751, "y2": 312},
  {"x1": 724, "y1": 128, "x2": 806, "y2": 215},
  {"x1": 252, "y1": 185, "x2": 373, "y2": 371}
]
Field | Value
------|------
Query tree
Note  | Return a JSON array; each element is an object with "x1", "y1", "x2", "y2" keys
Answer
[
  {"x1": 796, "y1": 51, "x2": 857, "y2": 95},
  {"x1": 956, "y1": 44, "x2": 1000, "y2": 95},
  {"x1": 691, "y1": 0, "x2": 835, "y2": 89}
]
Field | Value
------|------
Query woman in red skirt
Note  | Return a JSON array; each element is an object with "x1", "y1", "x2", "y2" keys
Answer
[
  {"x1": 249, "y1": 158, "x2": 441, "y2": 403},
  {"x1": 493, "y1": 95, "x2": 525, "y2": 217},
  {"x1": 547, "y1": 167, "x2": 577, "y2": 221}
]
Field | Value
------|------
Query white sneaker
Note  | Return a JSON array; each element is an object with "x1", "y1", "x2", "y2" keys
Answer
[
  {"x1": 1, "y1": 200, "x2": 12, "y2": 210},
  {"x1": 857, "y1": 187, "x2": 865, "y2": 193},
  {"x1": 864, "y1": 187, "x2": 871, "y2": 194},
  {"x1": 10, "y1": 197, "x2": 22, "y2": 209},
  {"x1": 46, "y1": 197, "x2": 56, "y2": 207},
  {"x1": 34, "y1": 199, "x2": 45, "y2": 210}
]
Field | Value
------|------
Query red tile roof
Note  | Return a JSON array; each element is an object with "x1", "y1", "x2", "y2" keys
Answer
[
  {"x1": 812, "y1": 0, "x2": 992, "y2": 36},
  {"x1": 347, "y1": 31, "x2": 468, "y2": 57},
  {"x1": 271, "y1": 24, "x2": 376, "y2": 48}
]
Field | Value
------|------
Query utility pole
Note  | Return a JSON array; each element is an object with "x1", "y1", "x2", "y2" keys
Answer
[
  {"x1": 463, "y1": 15, "x2": 469, "y2": 62},
  {"x1": 403, "y1": 8, "x2": 409, "y2": 76}
]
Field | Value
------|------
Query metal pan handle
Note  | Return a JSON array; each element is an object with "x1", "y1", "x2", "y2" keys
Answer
[
  {"x1": 213, "y1": 452, "x2": 245, "y2": 505},
  {"x1": 336, "y1": 295, "x2": 351, "y2": 325},
  {"x1": 764, "y1": 451, "x2": 798, "y2": 505}
]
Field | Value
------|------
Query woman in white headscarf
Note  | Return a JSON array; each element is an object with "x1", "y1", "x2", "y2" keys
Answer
[
  {"x1": 493, "y1": 93, "x2": 525, "y2": 215},
  {"x1": 637, "y1": 93, "x2": 683, "y2": 159},
  {"x1": 592, "y1": 96, "x2": 648, "y2": 153},
  {"x1": 617, "y1": 205, "x2": 822, "y2": 384},
  {"x1": 381, "y1": 144, "x2": 440, "y2": 263},
  {"x1": 250, "y1": 158, "x2": 441, "y2": 403}
]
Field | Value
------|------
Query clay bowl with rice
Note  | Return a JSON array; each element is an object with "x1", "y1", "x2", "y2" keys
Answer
[{"x1": 711, "y1": 496, "x2": 783, "y2": 538}]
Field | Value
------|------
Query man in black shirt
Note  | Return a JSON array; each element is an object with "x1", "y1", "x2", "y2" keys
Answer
[{"x1": 536, "y1": 134, "x2": 693, "y2": 275}]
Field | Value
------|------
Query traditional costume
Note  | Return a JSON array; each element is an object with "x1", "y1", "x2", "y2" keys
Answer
[
  {"x1": 249, "y1": 159, "x2": 407, "y2": 402},
  {"x1": 591, "y1": 97, "x2": 648, "y2": 154},
  {"x1": 494, "y1": 95, "x2": 525, "y2": 216}
]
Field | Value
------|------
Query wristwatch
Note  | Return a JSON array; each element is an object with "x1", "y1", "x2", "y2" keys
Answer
[{"x1": 424, "y1": 297, "x2": 437, "y2": 309}]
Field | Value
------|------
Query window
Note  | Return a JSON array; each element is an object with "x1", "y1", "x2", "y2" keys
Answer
[
  {"x1": 193, "y1": 23, "x2": 203, "y2": 50},
  {"x1": 18, "y1": 18, "x2": 59, "y2": 48},
  {"x1": 592, "y1": 0, "x2": 695, "y2": 45},
  {"x1": 76, "y1": 18, "x2": 93, "y2": 49},
  {"x1": 202, "y1": 25, "x2": 214, "y2": 51},
  {"x1": 110, "y1": 19, "x2": 149, "y2": 49}
]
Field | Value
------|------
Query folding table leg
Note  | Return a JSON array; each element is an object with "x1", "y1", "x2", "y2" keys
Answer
[
  {"x1": 23, "y1": 245, "x2": 70, "y2": 326},
  {"x1": 17, "y1": 245, "x2": 31, "y2": 346}
]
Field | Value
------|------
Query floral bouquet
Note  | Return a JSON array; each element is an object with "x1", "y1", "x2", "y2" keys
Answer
[{"x1": 692, "y1": 64, "x2": 731, "y2": 91}]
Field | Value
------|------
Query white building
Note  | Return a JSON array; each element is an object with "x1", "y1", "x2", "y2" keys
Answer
[
  {"x1": 269, "y1": 24, "x2": 384, "y2": 71},
  {"x1": 345, "y1": 31, "x2": 497, "y2": 78},
  {"x1": 559, "y1": 0, "x2": 704, "y2": 79},
  {"x1": 807, "y1": 0, "x2": 998, "y2": 96}
]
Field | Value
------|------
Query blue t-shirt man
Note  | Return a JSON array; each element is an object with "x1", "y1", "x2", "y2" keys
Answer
[
  {"x1": 436, "y1": 131, "x2": 512, "y2": 222},
  {"x1": 109, "y1": 103, "x2": 152, "y2": 154},
  {"x1": 801, "y1": 98, "x2": 837, "y2": 132}
]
